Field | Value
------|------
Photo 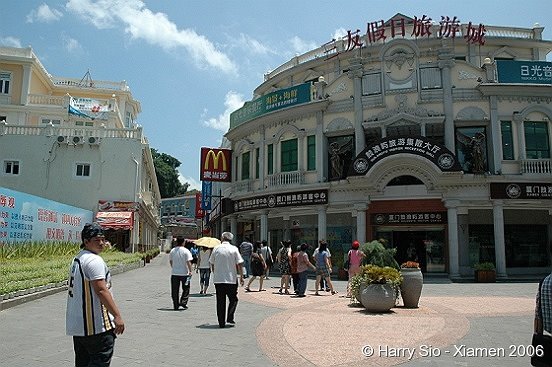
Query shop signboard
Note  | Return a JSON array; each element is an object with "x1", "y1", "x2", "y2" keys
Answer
[
  {"x1": 229, "y1": 83, "x2": 313, "y2": 129},
  {"x1": 496, "y1": 60, "x2": 552, "y2": 85},
  {"x1": 0, "y1": 187, "x2": 93, "y2": 243},
  {"x1": 372, "y1": 212, "x2": 447, "y2": 225},
  {"x1": 200, "y1": 147, "x2": 232, "y2": 182},
  {"x1": 348, "y1": 136, "x2": 462, "y2": 177},
  {"x1": 490, "y1": 183, "x2": 552, "y2": 200},
  {"x1": 98, "y1": 200, "x2": 139, "y2": 212},
  {"x1": 234, "y1": 189, "x2": 328, "y2": 212}
]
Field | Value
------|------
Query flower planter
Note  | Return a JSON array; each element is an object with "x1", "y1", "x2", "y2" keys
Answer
[
  {"x1": 359, "y1": 283, "x2": 396, "y2": 312},
  {"x1": 474, "y1": 269, "x2": 496, "y2": 283},
  {"x1": 400, "y1": 268, "x2": 423, "y2": 308}
]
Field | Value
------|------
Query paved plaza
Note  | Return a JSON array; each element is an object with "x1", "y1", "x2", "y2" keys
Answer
[{"x1": 0, "y1": 253, "x2": 542, "y2": 366}]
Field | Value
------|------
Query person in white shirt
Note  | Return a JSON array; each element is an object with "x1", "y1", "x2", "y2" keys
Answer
[
  {"x1": 209, "y1": 232, "x2": 244, "y2": 328},
  {"x1": 169, "y1": 237, "x2": 193, "y2": 310},
  {"x1": 66, "y1": 222, "x2": 125, "y2": 367}
]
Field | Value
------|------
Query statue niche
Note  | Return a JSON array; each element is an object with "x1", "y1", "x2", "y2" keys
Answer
[{"x1": 328, "y1": 137, "x2": 354, "y2": 181}]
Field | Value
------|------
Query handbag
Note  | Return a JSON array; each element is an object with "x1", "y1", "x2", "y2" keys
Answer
[
  {"x1": 532, "y1": 277, "x2": 552, "y2": 367},
  {"x1": 343, "y1": 251, "x2": 350, "y2": 270}
]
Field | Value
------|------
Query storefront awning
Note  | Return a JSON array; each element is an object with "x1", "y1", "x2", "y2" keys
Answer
[{"x1": 96, "y1": 211, "x2": 133, "y2": 230}]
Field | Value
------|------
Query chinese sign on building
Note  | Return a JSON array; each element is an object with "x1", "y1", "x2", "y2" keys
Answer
[
  {"x1": 496, "y1": 60, "x2": 552, "y2": 85},
  {"x1": 490, "y1": 183, "x2": 552, "y2": 200},
  {"x1": 201, "y1": 181, "x2": 212, "y2": 210},
  {"x1": 0, "y1": 187, "x2": 93, "y2": 243},
  {"x1": 348, "y1": 136, "x2": 462, "y2": 177},
  {"x1": 200, "y1": 147, "x2": 232, "y2": 182},
  {"x1": 234, "y1": 190, "x2": 328, "y2": 212},
  {"x1": 372, "y1": 212, "x2": 447, "y2": 225},
  {"x1": 98, "y1": 200, "x2": 139, "y2": 212},
  {"x1": 324, "y1": 14, "x2": 486, "y2": 60},
  {"x1": 230, "y1": 83, "x2": 313, "y2": 129},
  {"x1": 68, "y1": 96, "x2": 110, "y2": 120}
]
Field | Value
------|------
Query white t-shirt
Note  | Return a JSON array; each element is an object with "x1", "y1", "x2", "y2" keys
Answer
[
  {"x1": 169, "y1": 246, "x2": 193, "y2": 276},
  {"x1": 66, "y1": 250, "x2": 114, "y2": 336},
  {"x1": 197, "y1": 249, "x2": 212, "y2": 269},
  {"x1": 209, "y1": 242, "x2": 244, "y2": 284}
]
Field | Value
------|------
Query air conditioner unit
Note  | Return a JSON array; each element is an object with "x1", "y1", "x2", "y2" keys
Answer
[
  {"x1": 88, "y1": 136, "x2": 101, "y2": 145},
  {"x1": 72, "y1": 136, "x2": 84, "y2": 145},
  {"x1": 56, "y1": 135, "x2": 67, "y2": 144}
]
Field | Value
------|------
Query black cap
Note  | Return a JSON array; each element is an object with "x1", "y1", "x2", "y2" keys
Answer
[{"x1": 82, "y1": 222, "x2": 104, "y2": 243}]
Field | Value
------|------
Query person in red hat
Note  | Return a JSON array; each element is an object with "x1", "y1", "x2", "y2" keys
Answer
[{"x1": 346, "y1": 240, "x2": 365, "y2": 298}]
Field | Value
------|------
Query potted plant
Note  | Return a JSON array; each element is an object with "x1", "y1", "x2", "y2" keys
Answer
[
  {"x1": 474, "y1": 262, "x2": 496, "y2": 282},
  {"x1": 360, "y1": 239, "x2": 399, "y2": 269},
  {"x1": 399, "y1": 261, "x2": 423, "y2": 308},
  {"x1": 350, "y1": 264, "x2": 402, "y2": 312}
]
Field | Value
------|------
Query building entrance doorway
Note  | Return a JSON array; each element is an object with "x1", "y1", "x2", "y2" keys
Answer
[{"x1": 374, "y1": 228, "x2": 446, "y2": 273}]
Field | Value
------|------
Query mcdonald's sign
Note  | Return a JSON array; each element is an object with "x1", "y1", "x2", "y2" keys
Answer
[{"x1": 200, "y1": 147, "x2": 232, "y2": 182}]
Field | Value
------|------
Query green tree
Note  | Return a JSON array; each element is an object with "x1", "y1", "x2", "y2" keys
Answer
[{"x1": 151, "y1": 149, "x2": 189, "y2": 198}]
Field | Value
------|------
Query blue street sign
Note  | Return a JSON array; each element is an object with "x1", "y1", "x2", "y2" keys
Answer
[{"x1": 201, "y1": 181, "x2": 212, "y2": 210}]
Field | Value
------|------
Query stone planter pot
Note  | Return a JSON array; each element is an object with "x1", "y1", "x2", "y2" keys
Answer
[
  {"x1": 359, "y1": 283, "x2": 396, "y2": 312},
  {"x1": 400, "y1": 268, "x2": 423, "y2": 308}
]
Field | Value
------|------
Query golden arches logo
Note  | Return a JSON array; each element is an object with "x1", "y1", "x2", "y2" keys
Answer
[{"x1": 204, "y1": 150, "x2": 227, "y2": 171}]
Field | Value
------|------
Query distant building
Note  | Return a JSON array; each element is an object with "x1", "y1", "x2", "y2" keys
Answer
[
  {"x1": 0, "y1": 46, "x2": 160, "y2": 251},
  {"x1": 214, "y1": 14, "x2": 552, "y2": 279},
  {"x1": 160, "y1": 195, "x2": 201, "y2": 239}
]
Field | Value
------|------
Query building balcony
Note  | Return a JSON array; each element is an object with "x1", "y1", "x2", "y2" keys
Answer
[
  {"x1": 267, "y1": 171, "x2": 305, "y2": 189},
  {"x1": 521, "y1": 159, "x2": 552, "y2": 174},
  {"x1": 0, "y1": 121, "x2": 146, "y2": 143}
]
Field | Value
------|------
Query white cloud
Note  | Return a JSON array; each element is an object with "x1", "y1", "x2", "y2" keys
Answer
[
  {"x1": 65, "y1": 0, "x2": 237, "y2": 74},
  {"x1": 0, "y1": 36, "x2": 22, "y2": 48},
  {"x1": 237, "y1": 33, "x2": 273, "y2": 55},
  {"x1": 62, "y1": 34, "x2": 83, "y2": 53},
  {"x1": 331, "y1": 28, "x2": 348, "y2": 41},
  {"x1": 179, "y1": 173, "x2": 200, "y2": 191},
  {"x1": 26, "y1": 3, "x2": 63, "y2": 23},
  {"x1": 289, "y1": 35, "x2": 318, "y2": 55},
  {"x1": 202, "y1": 91, "x2": 245, "y2": 132}
]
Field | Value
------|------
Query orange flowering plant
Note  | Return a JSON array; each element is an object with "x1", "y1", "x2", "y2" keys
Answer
[{"x1": 400, "y1": 261, "x2": 420, "y2": 269}]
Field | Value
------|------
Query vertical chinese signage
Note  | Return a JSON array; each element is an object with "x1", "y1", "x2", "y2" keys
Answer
[
  {"x1": 201, "y1": 181, "x2": 212, "y2": 210},
  {"x1": 200, "y1": 147, "x2": 232, "y2": 182},
  {"x1": 0, "y1": 187, "x2": 93, "y2": 243},
  {"x1": 194, "y1": 192, "x2": 204, "y2": 219}
]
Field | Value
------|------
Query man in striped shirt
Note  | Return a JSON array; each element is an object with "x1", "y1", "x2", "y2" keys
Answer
[{"x1": 66, "y1": 223, "x2": 125, "y2": 366}]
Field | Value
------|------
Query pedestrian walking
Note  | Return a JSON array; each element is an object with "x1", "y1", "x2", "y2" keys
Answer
[
  {"x1": 169, "y1": 237, "x2": 193, "y2": 310},
  {"x1": 260, "y1": 240, "x2": 273, "y2": 279},
  {"x1": 314, "y1": 241, "x2": 337, "y2": 295},
  {"x1": 245, "y1": 241, "x2": 267, "y2": 292},
  {"x1": 294, "y1": 243, "x2": 316, "y2": 297},
  {"x1": 196, "y1": 245, "x2": 212, "y2": 294},
  {"x1": 210, "y1": 232, "x2": 244, "y2": 328},
  {"x1": 276, "y1": 240, "x2": 292, "y2": 294},
  {"x1": 313, "y1": 240, "x2": 332, "y2": 291},
  {"x1": 239, "y1": 237, "x2": 253, "y2": 278},
  {"x1": 290, "y1": 245, "x2": 300, "y2": 294},
  {"x1": 66, "y1": 222, "x2": 125, "y2": 367},
  {"x1": 346, "y1": 240, "x2": 365, "y2": 297}
]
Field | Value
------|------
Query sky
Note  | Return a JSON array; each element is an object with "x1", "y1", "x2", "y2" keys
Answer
[{"x1": 3, "y1": 1, "x2": 551, "y2": 191}]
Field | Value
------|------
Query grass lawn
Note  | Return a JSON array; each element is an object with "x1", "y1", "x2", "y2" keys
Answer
[{"x1": 0, "y1": 242, "x2": 145, "y2": 296}]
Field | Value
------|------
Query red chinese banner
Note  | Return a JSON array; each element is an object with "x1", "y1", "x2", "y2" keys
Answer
[
  {"x1": 200, "y1": 147, "x2": 232, "y2": 182},
  {"x1": 195, "y1": 193, "x2": 204, "y2": 218}
]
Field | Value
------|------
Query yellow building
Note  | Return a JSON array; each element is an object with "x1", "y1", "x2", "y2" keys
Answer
[{"x1": 0, "y1": 46, "x2": 160, "y2": 251}]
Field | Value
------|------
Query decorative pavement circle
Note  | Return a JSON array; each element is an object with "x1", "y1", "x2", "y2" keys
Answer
[{"x1": 240, "y1": 289, "x2": 534, "y2": 367}]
